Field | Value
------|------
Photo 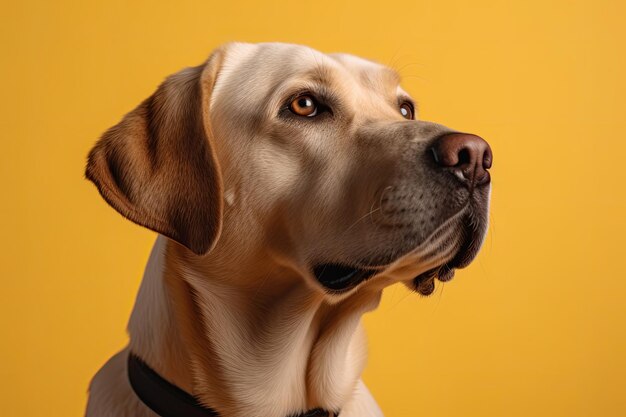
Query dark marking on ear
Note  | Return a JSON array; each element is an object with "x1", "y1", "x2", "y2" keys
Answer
[{"x1": 86, "y1": 48, "x2": 227, "y2": 255}]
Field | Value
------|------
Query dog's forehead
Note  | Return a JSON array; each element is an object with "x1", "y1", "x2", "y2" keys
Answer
[
  {"x1": 211, "y1": 42, "x2": 403, "y2": 106},
  {"x1": 328, "y1": 52, "x2": 401, "y2": 89}
]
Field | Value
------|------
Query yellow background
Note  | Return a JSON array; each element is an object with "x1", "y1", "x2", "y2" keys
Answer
[{"x1": 2, "y1": 1, "x2": 625, "y2": 416}]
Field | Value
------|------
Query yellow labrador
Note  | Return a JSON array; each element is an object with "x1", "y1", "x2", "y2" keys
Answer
[{"x1": 85, "y1": 42, "x2": 492, "y2": 417}]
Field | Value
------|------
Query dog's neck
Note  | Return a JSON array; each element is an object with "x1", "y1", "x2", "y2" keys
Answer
[{"x1": 127, "y1": 236, "x2": 382, "y2": 417}]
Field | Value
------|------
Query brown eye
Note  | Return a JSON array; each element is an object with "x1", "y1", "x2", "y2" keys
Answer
[
  {"x1": 400, "y1": 102, "x2": 414, "y2": 120},
  {"x1": 290, "y1": 95, "x2": 318, "y2": 117}
]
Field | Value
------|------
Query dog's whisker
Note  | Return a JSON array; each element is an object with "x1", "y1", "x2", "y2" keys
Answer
[
  {"x1": 389, "y1": 285, "x2": 413, "y2": 311},
  {"x1": 342, "y1": 206, "x2": 381, "y2": 235},
  {"x1": 395, "y1": 62, "x2": 425, "y2": 76},
  {"x1": 385, "y1": 46, "x2": 405, "y2": 72}
]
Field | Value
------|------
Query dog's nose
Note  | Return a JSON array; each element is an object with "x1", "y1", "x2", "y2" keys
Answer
[{"x1": 431, "y1": 133, "x2": 492, "y2": 186}]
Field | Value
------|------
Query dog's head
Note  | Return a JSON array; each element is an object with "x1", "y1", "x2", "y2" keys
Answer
[{"x1": 86, "y1": 42, "x2": 492, "y2": 298}]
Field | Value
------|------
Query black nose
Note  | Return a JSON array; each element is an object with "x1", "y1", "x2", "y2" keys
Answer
[{"x1": 431, "y1": 133, "x2": 493, "y2": 186}]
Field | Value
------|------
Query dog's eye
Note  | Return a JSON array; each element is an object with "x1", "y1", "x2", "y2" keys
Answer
[
  {"x1": 290, "y1": 95, "x2": 318, "y2": 117},
  {"x1": 400, "y1": 102, "x2": 414, "y2": 120}
]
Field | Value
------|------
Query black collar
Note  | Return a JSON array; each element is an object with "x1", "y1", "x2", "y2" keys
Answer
[{"x1": 127, "y1": 353, "x2": 340, "y2": 417}]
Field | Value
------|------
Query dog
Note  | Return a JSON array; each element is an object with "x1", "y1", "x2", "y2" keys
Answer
[{"x1": 84, "y1": 42, "x2": 492, "y2": 417}]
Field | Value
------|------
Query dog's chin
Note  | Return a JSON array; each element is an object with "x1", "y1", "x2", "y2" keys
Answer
[{"x1": 410, "y1": 210, "x2": 489, "y2": 296}]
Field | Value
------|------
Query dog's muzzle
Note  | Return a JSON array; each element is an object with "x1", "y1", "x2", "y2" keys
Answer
[
  {"x1": 313, "y1": 132, "x2": 493, "y2": 295},
  {"x1": 412, "y1": 132, "x2": 493, "y2": 295}
]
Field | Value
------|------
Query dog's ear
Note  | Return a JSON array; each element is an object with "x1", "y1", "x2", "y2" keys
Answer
[{"x1": 86, "y1": 49, "x2": 226, "y2": 255}]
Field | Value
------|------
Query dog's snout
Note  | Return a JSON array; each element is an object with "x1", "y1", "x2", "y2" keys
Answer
[{"x1": 431, "y1": 133, "x2": 492, "y2": 186}]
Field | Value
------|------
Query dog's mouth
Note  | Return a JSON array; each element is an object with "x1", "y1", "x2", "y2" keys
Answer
[
  {"x1": 313, "y1": 208, "x2": 488, "y2": 295},
  {"x1": 312, "y1": 263, "x2": 380, "y2": 293},
  {"x1": 411, "y1": 211, "x2": 487, "y2": 296}
]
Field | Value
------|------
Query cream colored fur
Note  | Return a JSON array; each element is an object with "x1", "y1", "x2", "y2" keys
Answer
[
  {"x1": 85, "y1": 42, "x2": 484, "y2": 417},
  {"x1": 87, "y1": 235, "x2": 383, "y2": 417}
]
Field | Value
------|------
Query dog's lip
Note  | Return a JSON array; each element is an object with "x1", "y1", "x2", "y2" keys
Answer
[
  {"x1": 412, "y1": 265, "x2": 455, "y2": 296},
  {"x1": 411, "y1": 211, "x2": 486, "y2": 295},
  {"x1": 315, "y1": 201, "x2": 488, "y2": 295},
  {"x1": 312, "y1": 263, "x2": 381, "y2": 293}
]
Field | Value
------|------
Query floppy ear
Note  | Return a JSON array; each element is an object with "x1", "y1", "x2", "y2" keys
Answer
[{"x1": 86, "y1": 49, "x2": 226, "y2": 255}]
